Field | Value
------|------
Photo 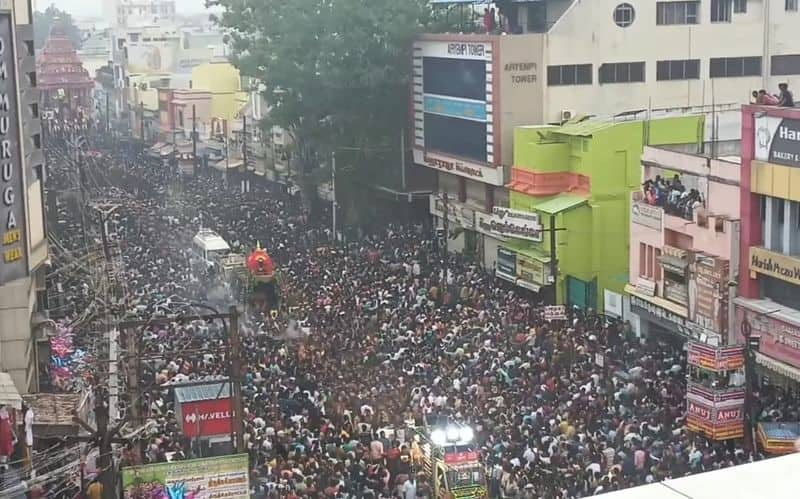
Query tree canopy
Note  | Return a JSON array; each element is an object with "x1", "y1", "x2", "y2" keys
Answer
[
  {"x1": 214, "y1": 0, "x2": 448, "y2": 224},
  {"x1": 34, "y1": 5, "x2": 83, "y2": 51}
]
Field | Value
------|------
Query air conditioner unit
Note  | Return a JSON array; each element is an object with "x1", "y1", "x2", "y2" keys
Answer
[{"x1": 561, "y1": 109, "x2": 576, "y2": 121}]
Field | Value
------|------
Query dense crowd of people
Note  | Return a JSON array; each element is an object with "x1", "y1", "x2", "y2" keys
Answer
[
  {"x1": 641, "y1": 175, "x2": 704, "y2": 221},
  {"x1": 39, "y1": 125, "x2": 796, "y2": 499}
]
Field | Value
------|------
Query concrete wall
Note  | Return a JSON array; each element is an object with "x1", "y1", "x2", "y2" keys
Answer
[
  {"x1": 0, "y1": 276, "x2": 35, "y2": 393},
  {"x1": 542, "y1": 0, "x2": 799, "y2": 124}
]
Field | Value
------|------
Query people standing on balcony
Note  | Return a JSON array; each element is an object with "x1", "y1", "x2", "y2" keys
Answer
[
  {"x1": 777, "y1": 83, "x2": 795, "y2": 108},
  {"x1": 483, "y1": 7, "x2": 496, "y2": 33},
  {"x1": 752, "y1": 90, "x2": 780, "y2": 106}
]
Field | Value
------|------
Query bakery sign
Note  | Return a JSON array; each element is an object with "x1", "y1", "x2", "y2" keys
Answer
[
  {"x1": 755, "y1": 115, "x2": 800, "y2": 168},
  {"x1": 413, "y1": 149, "x2": 504, "y2": 186}
]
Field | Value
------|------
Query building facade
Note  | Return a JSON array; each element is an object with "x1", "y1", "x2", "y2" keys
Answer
[
  {"x1": 500, "y1": 116, "x2": 704, "y2": 310},
  {"x1": 0, "y1": 0, "x2": 48, "y2": 394},
  {"x1": 627, "y1": 147, "x2": 741, "y2": 343},
  {"x1": 737, "y1": 105, "x2": 800, "y2": 384}
]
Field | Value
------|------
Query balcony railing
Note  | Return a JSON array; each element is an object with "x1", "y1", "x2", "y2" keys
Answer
[{"x1": 507, "y1": 168, "x2": 590, "y2": 196}]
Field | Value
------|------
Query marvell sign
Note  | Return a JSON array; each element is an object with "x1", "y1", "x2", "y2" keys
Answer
[
  {"x1": 755, "y1": 115, "x2": 800, "y2": 167},
  {"x1": 0, "y1": 13, "x2": 27, "y2": 285}
]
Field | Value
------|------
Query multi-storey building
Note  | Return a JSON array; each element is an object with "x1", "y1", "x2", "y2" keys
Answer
[
  {"x1": 626, "y1": 147, "x2": 740, "y2": 342},
  {"x1": 0, "y1": 0, "x2": 48, "y2": 394},
  {"x1": 415, "y1": 0, "x2": 797, "y2": 271},
  {"x1": 736, "y1": 105, "x2": 800, "y2": 383}
]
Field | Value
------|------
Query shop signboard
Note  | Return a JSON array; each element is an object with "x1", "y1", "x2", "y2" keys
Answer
[
  {"x1": 475, "y1": 211, "x2": 508, "y2": 240},
  {"x1": 629, "y1": 294, "x2": 686, "y2": 331},
  {"x1": 692, "y1": 253, "x2": 729, "y2": 335},
  {"x1": 122, "y1": 454, "x2": 250, "y2": 499},
  {"x1": 749, "y1": 246, "x2": 800, "y2": 286},
  {"x1": 413, "y1": 149, "x2": 504, "y2": 186},
  {"x1": 686, "y1": 382, "x2": 745, "y2": 440},
  {"x1": 496, "y1": 247, "x2": 517, "y2": 282},
  {"x1": 687, "y1": 342, "x2": 744, "y2": 371},
  {"x1": 488, "y1": 207, "x2": 543, "y2": 242},
  {"x1": 429, "y1": 196, "x2": 476, "y2": 229},
  {"x1": 736, "y1": 306, "x2": 800, "y2": 369},
  {"x1": 631, "y1": 200, "x2": 663, "y2": 231},
  {"x1": 0, "y1": 13, "x2": 29, "y2": 285},
  {"x1": 516, "y1": 254, "x2": 546, "y2": 286},
  {"x1": 755, "y1": 115, "x2": 800, "y2": 168},
  {"x1": 179, "y1": 397, "x2": 233, "y2": 438}
]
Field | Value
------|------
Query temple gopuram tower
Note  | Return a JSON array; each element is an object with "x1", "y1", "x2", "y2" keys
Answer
[{"x1": 36, "y1": 23, "x2": 94, "y2": 120}]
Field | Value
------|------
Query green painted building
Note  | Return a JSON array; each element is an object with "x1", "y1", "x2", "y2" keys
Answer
[{"x1": 499, "y1": 115, "x2": 705, "y2": 310}]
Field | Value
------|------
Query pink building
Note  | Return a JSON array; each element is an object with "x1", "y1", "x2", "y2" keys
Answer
[
  {"x1": 736, "y1": 105, "x2": 800, "y2": 382},
  {"x1": 625, "y1": 146, "x2": 741, "y2": 345}
]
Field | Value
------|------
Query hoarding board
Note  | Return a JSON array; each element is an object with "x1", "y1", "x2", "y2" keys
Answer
[{"x1": 122, "y1": 454, "x2": 249, "y2": 499}]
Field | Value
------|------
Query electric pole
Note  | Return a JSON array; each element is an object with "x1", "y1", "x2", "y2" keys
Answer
[
  {"x1": 192, "y1": 104, "x2": 198, "y2": 176},
  {"x1": 331, "y1": 151, "x2": 337, "y2": 243}
]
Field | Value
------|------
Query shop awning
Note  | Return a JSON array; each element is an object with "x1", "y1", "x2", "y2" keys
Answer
[
  {"x1": 533, "y1": 194, "x2": 588, "y2": 215},
  {"x1": 754, "y1": 352, "x2": 800, "y2": 382},
  {"x1": 496, "y1": 269, "x2": 516, "y2": 283},
  {"x1": 624, "y1": 283, "x2": 688, "y2": 318},
  {"x1": 0, "y1": 373, "x2": 22, "y2": 410},
  {"x1": 516, "y1": 279, "x2": 541, "y2": 292}
]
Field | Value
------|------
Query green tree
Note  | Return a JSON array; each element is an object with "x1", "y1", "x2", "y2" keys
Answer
[
  {"x1": 214, "y1": 0, "x2": 447, "y2": 225},
  {"x1": 34, "y1": 5, "x2": 82, "y2": 50}
]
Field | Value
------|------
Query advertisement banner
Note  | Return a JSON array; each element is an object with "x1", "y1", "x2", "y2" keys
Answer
[
  {"x1": 736, "y1": 305, "x2": 800, "y2": 369},
  {"x1": 488, "y1": 207, "x2": 543, "y2": 242},
  {"x1": 429, "y1": 196, "x2": 476, "y2": 230},
  {"x1": 180, "y1": 398, "x2": 233, "y2": 438},
  {"x1": 686, "y1": 382, "x2": 745, "y2": 440},
  {"x1": 122, "y1": 454, "x2": 249, "y2": 499},
  {"x1": 516, "y1": 254, "x2": 546, "y2": 286},
  {"x1": 687, "y1": 342, "x2": 744, "y2": 371},
  {"x1": 631, "y1": 200, "x2": 663, "y2": 231},
  {"x1": 0, "y1": 13, "x2": 29, "y2": 285},
  {"x1": 692, "y1": 253, "x2": 729, "y2": 335},
  {"x1": 755, "y1": 115, "x2": 800, "y2": 168},
  {"x1": 496, "y1": 247, "x2": 517, "y2": 282},
  {"x1": 544, "y1": 305, "x2": 567, "y2": 321}
]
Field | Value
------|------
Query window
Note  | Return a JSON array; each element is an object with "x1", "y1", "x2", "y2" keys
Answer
[
  {"x1": 27, "y1": 72, "x2": 36, "y2": 87},
  {"x1": 23, "y1": 40, "x2": 34, "y2": 56},
  {"x1": 639, "y1": 243, "x2": 647, "y2": 277},
  {"x1": 30, "y1": 103, "x2": 38, "y2": 118},
  {"x1": 733, "y1": 0, "x2": 747, "y2": 12},
  {"x1": 787, "y1": 0, "x2": 798, "y2": 11},
  {"x1": 547, "y1": 64, "x2": 593, "y2": 86},
  {"x1": 654, "y1": 248, "x2": 663, "y2": 281},
  {"x1": 129, "y1": 33, "x2": 140, "y2": 42},
  {"x1": 709, "y1": 56, "x2": 761, "y2": 77},
  {"x1": 599, "y1": 62, "x2": 645, "y2": 84},
  {"x1": 178, "y1": 110, "x2": 184, "y2": 128},
  {"x1": 614, "y1": 3, "x2": 636, "y2": 27},
  {"x1": 32, "y1": 133, "x2": 41, "y2": 149},
  {"x1": 772, "y1": 55, "x2": 800, "y2": 75},
  {"x1": 657, "y1": 59, "x2": 700, "y2": 80},
  {"x1": 711, "y1": 0, "x2": 732, "y2": 22},
  {"x1": 656, "y1": 1, "x2": 700, "y2": 25}
]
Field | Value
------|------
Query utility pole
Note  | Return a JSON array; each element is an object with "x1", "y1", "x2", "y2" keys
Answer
[
  {"x1": 549, "y1": 215, "x2": 559, "y2": 303},
  {"x1": 442, "y1": 192, "x2": 449, "y2": 300},
  {"x1": 105, "y1": 93, "x2": 110, "y2": 134},
  {"x1": 228, "y1": 305, "x2": 244, "y2": 452},
  {"x1": 331, "y1": 151, "x2": 337, "y2": 243},
  {"x1": 242, "y1": 115, "x2": 248, "y2": 170},
  {"x1": 192, "y1": 104, "x2": 198, "y2": 176},
  {"x1": 400, "y1": 128, "x2": 406, "y2": 191},
  {"x1": 139, "y1": 101, "x2": 145, "y2": 143}
]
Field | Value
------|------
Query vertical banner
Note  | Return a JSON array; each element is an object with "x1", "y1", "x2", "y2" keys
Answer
[{"x1": 0, "y1": 12, "x2": 28, "y2": 284}]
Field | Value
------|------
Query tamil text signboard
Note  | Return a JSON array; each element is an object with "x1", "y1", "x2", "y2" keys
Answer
[
  {"x1": 488, "y1": 207, "x2": 543, "y2": 242},
  {"x1": 0, "y1": 13, "x2": 28, "y2": 285},
  {"x1": 631, "y1": 200, "x2": 662, "y2": 231},
  {"x1": 122, "y1": 454, "x2": 249, "y2": 499}
]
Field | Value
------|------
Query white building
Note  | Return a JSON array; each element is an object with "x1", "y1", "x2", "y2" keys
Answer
[
  {"x1": 106, "y1": 0, "x2": 177, "y2": 28},
  {"x1": 414, "y1": 0, "x2": 798, "y2": 270}
]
